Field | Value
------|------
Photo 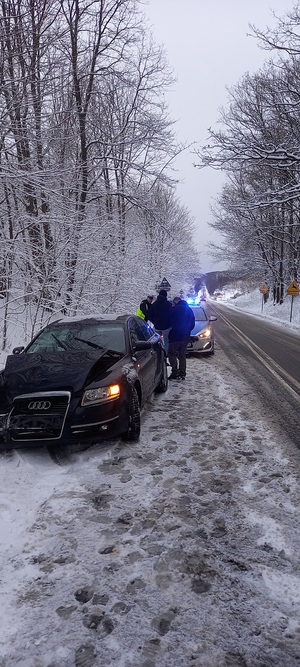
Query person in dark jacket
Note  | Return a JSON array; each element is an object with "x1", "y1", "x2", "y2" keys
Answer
[
  {"x1": 168, "y1": 297, "x2": 195, "y2": 380},
  {"x1": 136, "y1": 295, "x2": 154, "y2": 321},
  {"x1": 148, "y1": 289, "x2": 172, "y2": 354}
]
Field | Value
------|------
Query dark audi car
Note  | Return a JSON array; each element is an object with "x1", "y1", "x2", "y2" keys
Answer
[{"x1": 0, "y1": 315, "x2": 168, "y2": 448}]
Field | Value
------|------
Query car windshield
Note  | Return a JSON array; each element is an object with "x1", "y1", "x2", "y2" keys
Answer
[
  {"x1": 192, "y1": 307, "x2": 208, "y2": 322},
  {"x1": 27, "y1": 322, "x2": 126, "y2": 354}
]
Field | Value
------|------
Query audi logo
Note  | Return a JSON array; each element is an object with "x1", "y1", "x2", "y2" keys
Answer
[{"x1": 28, "y1": 400, "x2": 52, "y2": 410}]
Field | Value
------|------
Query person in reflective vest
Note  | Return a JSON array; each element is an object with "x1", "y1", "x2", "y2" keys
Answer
[{"x1": 136, "y1": 295, "x2": 154, "y2": 321}]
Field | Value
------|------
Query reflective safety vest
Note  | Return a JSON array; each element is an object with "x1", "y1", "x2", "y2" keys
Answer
[{"x1": 136, "y1": 306, "x2": 145, "y2": 319}]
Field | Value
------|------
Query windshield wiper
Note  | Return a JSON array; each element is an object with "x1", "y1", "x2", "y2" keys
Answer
[
  {"x1": 73, "y1": 336, "x2": 104, "y2": 350},
  {"x1": 50, "y1": 333, "x2": 68, "y2": 350}
]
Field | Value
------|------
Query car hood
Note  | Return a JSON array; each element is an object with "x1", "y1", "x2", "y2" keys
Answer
[
  {"x1": 2, "y1": 349, "x2": 121, "y2": 398},
  {"x1": 191, "y1": 321, "x2": 210, "y2": 335}
]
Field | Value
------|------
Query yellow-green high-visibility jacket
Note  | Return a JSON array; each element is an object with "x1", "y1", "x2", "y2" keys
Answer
[{"x1": 136, "y1": 306, "x2": 145, "y2": 319}]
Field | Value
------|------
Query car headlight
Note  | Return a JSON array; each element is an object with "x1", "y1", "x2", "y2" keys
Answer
[
  {"x1": 198, "y1": 327, "x2": 211, "y2": 339},
  {"x1": 81, "y1": 384, "x2": 120, "y2": 406}
]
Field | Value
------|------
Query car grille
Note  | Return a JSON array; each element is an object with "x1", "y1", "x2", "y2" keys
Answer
[{"x1": 8, "y1": 392, "x2": 71, "y2": 442}]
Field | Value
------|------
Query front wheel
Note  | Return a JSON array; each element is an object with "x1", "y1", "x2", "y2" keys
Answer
[
  {"x1": 122, "y1": 388, "x2": 140, "y2": 441},
  {"x1": 155, "y1": 360, "x2": 168, "y2": 393}
]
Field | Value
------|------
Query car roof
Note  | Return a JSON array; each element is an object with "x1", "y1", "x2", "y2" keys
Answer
[{"x1": 47, "y1": 313, "x2": 142, "y2": 327}]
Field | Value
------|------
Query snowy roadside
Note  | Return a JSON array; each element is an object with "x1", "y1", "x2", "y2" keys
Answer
[
  {"x1": 1, "y1": 344, "x2": 300, "y2": 667},
  {"x1": 213, "y1": 289, "x2": 300, "y2": 333}
]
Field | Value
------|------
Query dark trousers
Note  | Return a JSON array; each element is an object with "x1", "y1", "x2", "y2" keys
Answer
[{"x1": 168, "y1": 339, "x2": 189, "y2": 376}]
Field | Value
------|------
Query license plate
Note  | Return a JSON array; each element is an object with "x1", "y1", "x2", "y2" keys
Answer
[{"x1": 9, "y1": 414, "x2": 62, "y2": 431}]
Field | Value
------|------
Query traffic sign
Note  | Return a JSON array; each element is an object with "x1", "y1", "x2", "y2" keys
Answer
[
  {"x1": 287, "y1": 280, "x2": 300, "y2": 296},
  {"x1": 259, "y1": 284, "x2": 269, "y2": 294},
  {"x1": 157, "y1": 277, "x2": 171, "y2": 292}
]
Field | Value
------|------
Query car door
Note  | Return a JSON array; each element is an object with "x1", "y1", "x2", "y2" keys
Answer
[
  {"x1": 147, "y1": 323, "x2": 165, "y2": 387},
  {"x1": 129, "y1": 318, "x2": 157, "y2": 400}
]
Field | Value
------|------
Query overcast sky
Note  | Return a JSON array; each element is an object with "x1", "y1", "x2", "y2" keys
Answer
[{"x1": 144, "y1": 0, "x2": 295, "y2": 274}]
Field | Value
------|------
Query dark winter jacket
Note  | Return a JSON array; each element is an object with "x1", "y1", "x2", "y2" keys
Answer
[
  {"x1": 148, "y1": 295, "x2": 172, "y2": 330},
  {"x1": 168, "y1": 300, "x2": 195, "y2": 342}
]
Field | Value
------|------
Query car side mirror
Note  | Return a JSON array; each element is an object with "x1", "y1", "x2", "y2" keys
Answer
[
  {"x1": 209, "y1": 316, "x2": 217, "y2": 322},
  {"x1": 12, "y1": 346, "x2": 25, "y2": 354}
]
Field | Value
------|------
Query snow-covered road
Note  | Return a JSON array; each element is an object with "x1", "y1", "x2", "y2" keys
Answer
[{"x1": 1, "y1": 343, "x2": 300, "y2": 667}]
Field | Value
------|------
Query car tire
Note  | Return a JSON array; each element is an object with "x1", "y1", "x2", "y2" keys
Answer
[
  {"x1": 155, "y1": 360, "x2": 168, "y2": 393},
  {"x1": 122, "y1": 387, "x2": 140, "y2": 441}
]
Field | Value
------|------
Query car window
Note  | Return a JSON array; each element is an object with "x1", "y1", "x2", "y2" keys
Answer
[
  {"x1": 26, "y1": 329, "x2": 60, "y2": 353},
  {"x1": 140, "y1": 322, "x2": 154, "y2": 341},
  {"x1": 77, "y1": 325, "x2": 125, "y2": 352},
  {"x1": 129, "y1": 319, "x2": 152, "y2": 343},
  {"x1": 27, "y1": 323, "x2": 126, "y2": 354},
  {"x1": 192, "y1": 307, "x2": 208, "y2": 321}
]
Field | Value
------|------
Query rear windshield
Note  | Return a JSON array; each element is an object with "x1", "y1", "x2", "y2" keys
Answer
[
  {"x1": 192, "y1": 307, "x2": 208, "y2": 321},
  {"x1": 27, "y1": 322, "x2": 126, "y2": 354}
]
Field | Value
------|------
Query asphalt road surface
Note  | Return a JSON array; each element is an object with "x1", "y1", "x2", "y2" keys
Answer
[{"x1": 206, "y1": 303, "x2": 300, "y2": 449}]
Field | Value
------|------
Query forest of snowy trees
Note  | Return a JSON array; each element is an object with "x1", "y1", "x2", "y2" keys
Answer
[
  {"x1": 3, "y1": 1, "x2": 300, "y2": 352},
  {"x1": 0, "y1": 0, "x2": 199, "y2": 349},
  {"x1": 196, "y1": 3, "x2": 300, "y2": 305}
]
